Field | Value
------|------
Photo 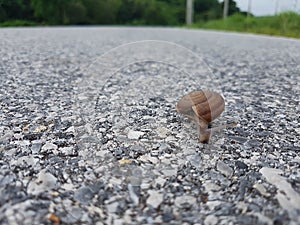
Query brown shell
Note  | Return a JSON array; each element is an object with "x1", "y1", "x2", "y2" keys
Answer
[{"x1": 176, "y1": 90, "x2": 225, "y2": 123}]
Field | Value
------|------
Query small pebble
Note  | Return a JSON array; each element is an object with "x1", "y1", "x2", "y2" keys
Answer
[
  {"x1": 128, "y1": 130, "x2": 144, "y2": 140},
  {"x1": 217, "y1": 161, "x2": 233, "y2": 178},
  {"x1": 174, "y1": 195, "x2": 196, "y2": 208},
  {"x1": 27, "y1": 170, "x2": 58, "y2": 195},
  {"x1": 204, "y1": 215, "x2": 218, "y2": 225},
  {"x1": 147, "y1": 190, "x2": 163, "y2": 208}
]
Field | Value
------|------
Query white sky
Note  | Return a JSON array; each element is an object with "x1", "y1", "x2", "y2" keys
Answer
[{"x1": 223, "y1": 0, "x2": 300, "y2": 16}]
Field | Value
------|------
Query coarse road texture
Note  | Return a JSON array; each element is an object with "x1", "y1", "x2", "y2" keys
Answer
[{"x1": 0, "y1": 27, "x2": 299, "y2": 225}]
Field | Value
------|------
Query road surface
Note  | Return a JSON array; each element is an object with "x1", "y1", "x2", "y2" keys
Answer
[{"x1": 0, "y1": 27, "x2": 299, "y2": 225}]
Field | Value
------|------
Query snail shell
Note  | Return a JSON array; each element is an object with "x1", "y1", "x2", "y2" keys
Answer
[{"x1": 176, "y1": 90, "x2": 225, "y2": 143}]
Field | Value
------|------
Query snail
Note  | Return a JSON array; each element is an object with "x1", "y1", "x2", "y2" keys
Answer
[{"x1": 176, "y1": 90, "x2": 234, "y2": 143}]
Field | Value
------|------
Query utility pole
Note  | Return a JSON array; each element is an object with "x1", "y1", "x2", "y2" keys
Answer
[
  {"x1": 247, "y1": 0, "x2": 252, "y2": 17},
  {"x1": 186, "y1": 0, "x2": 193, "y2": 25},
  {"x1": 223, "y1": 0, "x2": 229, "y2": 20}
]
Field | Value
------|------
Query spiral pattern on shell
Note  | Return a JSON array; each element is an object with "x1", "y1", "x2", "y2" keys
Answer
[{"x1": 176, "y1": 90, "x2": 225, "y2": 123}]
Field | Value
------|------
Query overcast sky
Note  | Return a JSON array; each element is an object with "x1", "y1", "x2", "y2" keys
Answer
[{"x1": 227, "y1": 0, "x2": 300, "y2": 16}]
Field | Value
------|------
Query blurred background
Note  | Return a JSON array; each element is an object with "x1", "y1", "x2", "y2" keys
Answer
[{"x1": 0, "y1": 0, "x2": 299, "y2": 38}]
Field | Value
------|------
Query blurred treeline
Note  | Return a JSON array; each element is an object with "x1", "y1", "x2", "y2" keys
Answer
[{"x1": 0, "y1": 0, "x2": 243, "y2": 25}]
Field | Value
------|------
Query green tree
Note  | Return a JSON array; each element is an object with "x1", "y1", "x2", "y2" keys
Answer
[
  {"x1": 194, "y1": 0, "x2": 222, "y2": 21},
  {"x1": 158, "y1": 0, "x2": 185, "y2": 24},
  {"x1": 82, "y1": 0, "x2": 121, "y2": 24},
  {"x1": 220, "y1": 0, "x2": 240, "y2": 16},
  {"x1": 143, "y1": 0, "x2": 178, "y2": 25},
  {"x1": 117, "y1": 0, "x2": 180, "y2": 25},
  {"x1": 0, "y1": 0, "x2": 33, "y2": 22},
  {"x1": 117, "y1": 0, "x2": 144, "y2": 24},
  {"x1": 65, "y1": 0, "x2": 87, "y2": 24},
  {"x1": 31, "y1": 0, "x2": 73, "y2": 24},
  {"x1": 0, "y1": 0, "x2": 243, "y2": 26}
]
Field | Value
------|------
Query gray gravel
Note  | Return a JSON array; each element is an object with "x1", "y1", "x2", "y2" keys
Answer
[{"x1": 0, "y1": 27, "x2": 299, "y2": 225}]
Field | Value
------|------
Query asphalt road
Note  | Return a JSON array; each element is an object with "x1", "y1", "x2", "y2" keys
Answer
[{"x1": 0, "y1": 27, "x2": 299, "y2": 225}]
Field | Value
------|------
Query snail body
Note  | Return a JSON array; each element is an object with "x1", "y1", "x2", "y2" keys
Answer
[{"x1": 176, "y1": 90, "x2": 225, "y2": 143}]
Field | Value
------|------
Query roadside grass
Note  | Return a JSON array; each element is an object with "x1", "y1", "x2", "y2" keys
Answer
[
  {"x1": 0, "y1": 20, "x2": 39, "y2": 27},
  {"x1": 190, "y1": 12, "x2": 300, "y2": 39}
]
